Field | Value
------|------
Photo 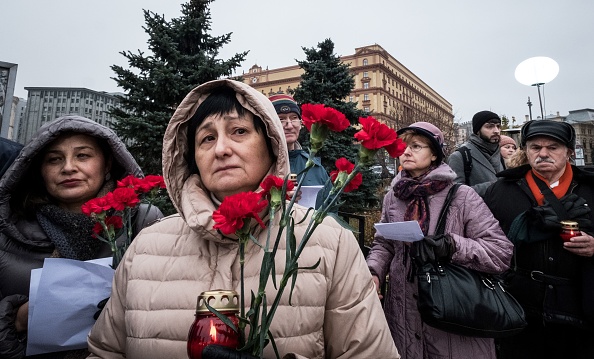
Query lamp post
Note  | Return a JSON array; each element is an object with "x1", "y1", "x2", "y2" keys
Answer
[{"x1": 514, "y1": 57, "x2": 559, "y2": 120}]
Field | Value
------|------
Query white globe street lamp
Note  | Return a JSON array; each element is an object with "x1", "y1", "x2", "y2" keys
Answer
[{"x1": 514, "y1": 57, "x2": 559, "y2": 120}]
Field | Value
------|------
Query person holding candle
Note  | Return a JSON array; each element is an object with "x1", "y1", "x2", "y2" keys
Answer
[
  {"x1": 87, "y1": 79, "x2": 399, "y2": 359},
  {"x1": 484, "y1": 120, "x2": 594, "y2": 359}
]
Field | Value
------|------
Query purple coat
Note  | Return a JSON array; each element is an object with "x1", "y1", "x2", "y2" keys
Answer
[{"x1": 367, "y1": 163, "x2": 513, "y2": 359}]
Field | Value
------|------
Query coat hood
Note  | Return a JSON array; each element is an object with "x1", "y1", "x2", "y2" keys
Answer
[
  {"x1": 0, "y1": 115, "x2": 143, "y2": 219},
  {"x1": 162, "y1": 79, "x2": 290, "y2": 225}
]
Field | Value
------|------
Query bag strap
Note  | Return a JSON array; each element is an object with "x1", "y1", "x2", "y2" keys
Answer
[
  {"x1": 435, "y1": 183, "x2": 462, "y2": 236},
  {"x1": 456, "y1": 147, "x2": 472, "y2": 185},
  {"x1": 530, "y1": 172, "x2": 569, "y2": 220}
]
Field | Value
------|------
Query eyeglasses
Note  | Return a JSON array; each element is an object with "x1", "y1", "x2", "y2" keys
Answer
[
  {"x1": 406, "y1": 144, "x2": 431, "y2": 152},
  {"x1": 279, "y1": 118, "x2": 302, "y2": 126}
]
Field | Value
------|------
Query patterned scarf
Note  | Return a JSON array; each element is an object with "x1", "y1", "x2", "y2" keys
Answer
[
  {"x1": 392, "y1": 167, "x2": 450, "y2": 235},
  {"x1": 36, "y1": 204, "x2": 101, "y2": 260}
]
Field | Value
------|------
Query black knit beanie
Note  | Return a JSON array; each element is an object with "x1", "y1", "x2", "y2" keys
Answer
[{"x1": 472, "y1": 111, "x2": 500, "y2": 134}]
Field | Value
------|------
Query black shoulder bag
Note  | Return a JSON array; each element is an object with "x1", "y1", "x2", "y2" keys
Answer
[{"x1": 416, "y1": 183, "x2": 527, "y2": 338}]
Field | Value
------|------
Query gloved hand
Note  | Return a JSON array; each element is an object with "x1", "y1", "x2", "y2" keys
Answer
[
  {"x1": 411, "y1": 234, "x2": 455, "y2": 265},
  {"x1": 93, "y1": 297, "x2": 109, "y2": 320},
  {"x1": 0, "y1": 294, "x2": 29, "y2": 359},
  {"x1": 530, "y1": 193, "x2": 591, "y2": 229},
  {"x1": 202, "y1": 345, "x2": 259, "y2": 359}
]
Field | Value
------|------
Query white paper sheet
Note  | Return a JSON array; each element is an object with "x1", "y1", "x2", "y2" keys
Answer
[
  {"x1": 374, "y1": 221, "x2": 424, "y2": 242},
  {"x1": 298, "y1": 185, "x2": 324, "y2": 208},
  {"x1": 27, "y1": 257, "x2": 114, "y2": 355}
]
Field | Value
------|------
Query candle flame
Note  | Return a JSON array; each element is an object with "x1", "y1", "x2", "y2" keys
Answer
[{"x1": 209, "y1": 319, "x2": 217, "y2": 341}]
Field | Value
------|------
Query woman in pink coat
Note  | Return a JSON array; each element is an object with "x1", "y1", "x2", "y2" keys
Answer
[{"x1": 367, "y1": 122, "x2": 513, "y2": 359}]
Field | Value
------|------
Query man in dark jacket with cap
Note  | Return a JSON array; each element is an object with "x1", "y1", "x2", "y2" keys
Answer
[
  {"x1": 268, "y1": 94, "x2": 331, "y2": 209},
  {"x1": 484, "y1": 120, "x2": 594, "y2": 359},
  {"x1": 448, "y1": 110, "x2": 504, "y2": 196}
]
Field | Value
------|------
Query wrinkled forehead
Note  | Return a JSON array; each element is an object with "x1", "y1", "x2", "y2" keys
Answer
[
  {"x1": 195, "y1": 109, "x2": 252, "y2": 129},
  {"x1": 525, "y1": 135, "x2": 566, "y2": 147}
]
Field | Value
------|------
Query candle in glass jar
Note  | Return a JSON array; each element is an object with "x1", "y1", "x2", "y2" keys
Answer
[
  {"x1": 187, "y1": 290, "x2": 240, "y2": 359},
  {"x1": 560, "y1": 221, "x2": 580, "y2": 242}
]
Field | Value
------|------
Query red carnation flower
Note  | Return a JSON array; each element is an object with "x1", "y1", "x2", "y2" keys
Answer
[
  {"x1": 118, "y1": 175, "x2": 165, "y2": 193},
  {"x1": 213, "y1": 192, "x2": 269, "y2": 235},
  {"x1": 301, "y1": 104, "x2": 350, "y2": 132},
  {"x1": 142, "y1": 175, "x2": 166, "y2": 190},
  {"x1": 82, "y1": 196, "x2": 112, "y2": 215},
  {"x1": 108, "y1": 187, "x2": 140, "y2": 211},
  {"x1": 354, "y1": 116, "x2": 406, "y2": 157},
  {"x1": 260, "y1": 175, "x2": 295, "y2": 196},
  {"x1": 92, "y1": 222, "x2": 103, "y2": 237},
  {"x1": 117, "y1": 175, "x2": 141, "y2": 189},
  {"x1": 92, "y1": 216, "x2": 124, "y2": 238},
  {"x1": 330, "y1": 158, "x2": 363, "y2": 193},
  {"x1": 105, "y1": 215, "x2": 124, "y2": 229}
]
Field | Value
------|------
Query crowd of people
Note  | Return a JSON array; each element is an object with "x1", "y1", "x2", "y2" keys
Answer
[{"x1": 0, "y1": 79, "x2": 592, "y2": 359}]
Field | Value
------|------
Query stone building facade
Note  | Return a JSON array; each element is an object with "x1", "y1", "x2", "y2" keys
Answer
[
  {"x1": 242, "y1": 44, "x2": 454, "y2": 149},
  {"x1": 19, "y1": 87, "x2": 125, "y2": 144}
]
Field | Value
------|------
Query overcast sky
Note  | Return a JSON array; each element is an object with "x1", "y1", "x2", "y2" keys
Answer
[{"x1": 3, "y1": 0, "x2": 593, "y2": 125}]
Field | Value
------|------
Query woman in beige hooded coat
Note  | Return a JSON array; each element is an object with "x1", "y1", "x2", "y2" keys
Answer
[{"x1": 87, "y1": 79, "x2": 399, "y2": 359}]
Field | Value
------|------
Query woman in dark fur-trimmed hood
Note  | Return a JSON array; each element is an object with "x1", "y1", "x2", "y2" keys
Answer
[{"x1": 0, "y1": 115, "x2": 163, "y2": 359}]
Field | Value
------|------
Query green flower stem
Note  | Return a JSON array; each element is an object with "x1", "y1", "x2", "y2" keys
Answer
[
  {"x1": 238, "y1": 235, "x2": 247, "y2": 344},
  {"x1": 237, "y1": 152, "x2": 366, "y2": 357},
  {"x1": 237, "y1": 218, "x2": 259, "y2": 348},
  {"x1": 357, "y1": 146, "x2": 378, "y2": 166}
]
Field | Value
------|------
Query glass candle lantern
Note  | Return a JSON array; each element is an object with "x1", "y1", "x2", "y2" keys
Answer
[
  {"x1": 560, "y1": 221, "x2": 580, "y2": 242},
  {"x1": 187, "y1": 290, "x2": 240, "y2": 359}
]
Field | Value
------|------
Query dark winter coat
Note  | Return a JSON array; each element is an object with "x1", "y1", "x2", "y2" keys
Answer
[
  {"x1": 448, "y1": 136, "x2": 504, "y2": 197},
  {"x1": 289, "y1": 144, "x2": 331, "y2": 209},
  {"x1": 483, "y1": 164, "x2": 594, "y2": 328},
  {"x1": 0, "y1": 116, "x2": 163, "y2": 359},
  {"x1": 367, "y1": 163, "x2": 513, "y2": 359}
]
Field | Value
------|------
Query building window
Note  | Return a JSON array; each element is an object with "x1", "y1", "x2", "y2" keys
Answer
[
  {"x1": 363, "y1": 59, "x2": 368, "y2": 66},
  {"x1": 349, "y1": 96, "x2": 354, "y2": 102},
  {"x1": 363, "y1": 83, "x2": 369, "y2": 89},
  {"x1": 364, "y1": 107, "x2": 370, "y2": 113},
  {"x1": 363, "y1": 71, "x2": 368, "y2": 78},
  {"x1": 364, "y1": 94, "x2": 369, "y2": 101}
]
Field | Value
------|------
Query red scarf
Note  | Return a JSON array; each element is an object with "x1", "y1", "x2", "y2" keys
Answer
[{"x1": 525, "y1": 162, "x2": 573, "y2": 205}]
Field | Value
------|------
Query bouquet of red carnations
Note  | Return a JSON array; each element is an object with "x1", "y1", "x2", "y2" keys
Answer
[{"x1": 81, "y1": 174, "x2": 166, "y2": 268}]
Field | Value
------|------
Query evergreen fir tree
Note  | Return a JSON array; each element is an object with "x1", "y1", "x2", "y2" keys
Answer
[
  {"x1": 292, "y1": 39, "x2": 382, "y2": 211},
  {"x1": 109, "y1": 0, "x2": 247, "y2": 175}
]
